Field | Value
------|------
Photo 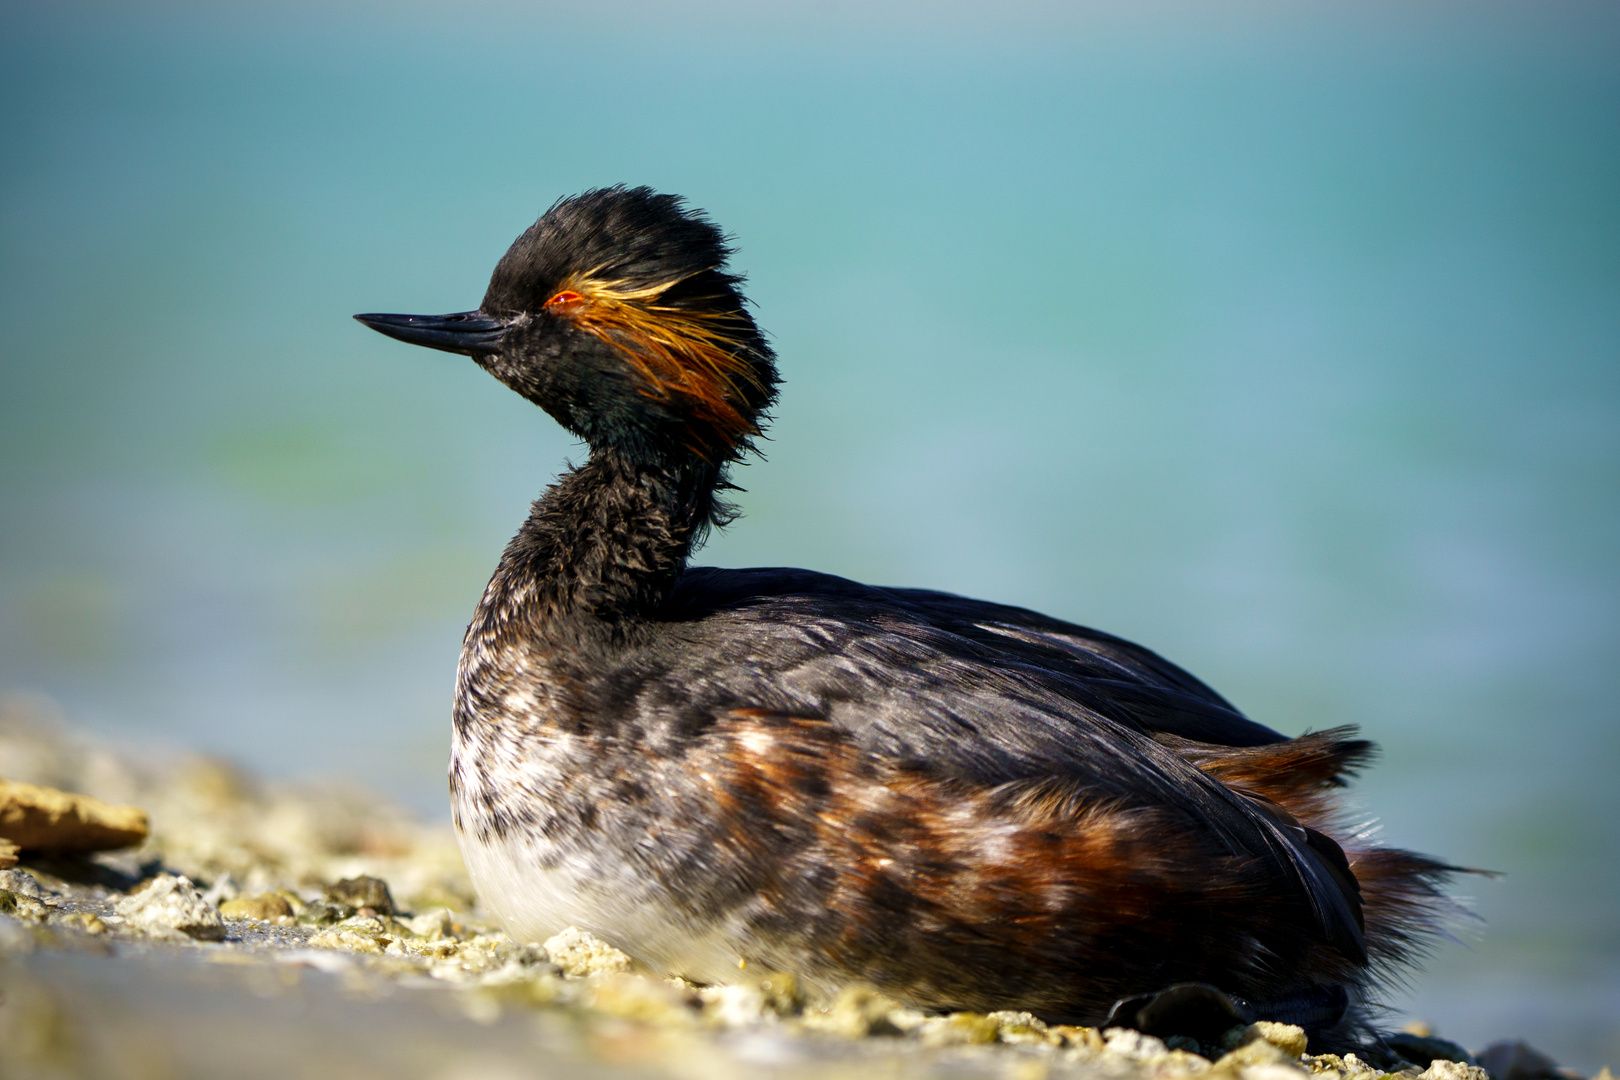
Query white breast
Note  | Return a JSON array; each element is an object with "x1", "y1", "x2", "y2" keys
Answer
[{"x1": 454, "y1": 817, "x2": 751, "y2": 986}]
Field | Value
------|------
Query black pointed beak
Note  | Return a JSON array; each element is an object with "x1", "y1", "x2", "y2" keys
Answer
[{"x1": 353, "y1": 311, "x2": 510, "y2": 356}]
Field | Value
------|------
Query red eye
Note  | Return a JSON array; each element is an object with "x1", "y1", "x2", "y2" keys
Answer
[{"x1": 544, "y1": 290, "x2": 584, "y2": 311}]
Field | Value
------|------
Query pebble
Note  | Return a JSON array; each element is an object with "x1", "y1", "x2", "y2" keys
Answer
[
  {"x1": 1108, "y1": 1027, "x2": 1175, "y2": 1061},
  {"x1": 541, "y1": 925, "x2": 633, "y2": 976},
  {"x1": 1303, "y1": 1052, "x2": 1385, "y2": 1080},
  {"x1": 0, "y1": 887, "x2": 50, "y2": 922},
  {"x1": 401, "y1": 907, "x2": 455, "y2": 939},
  {"x1": 310, "y1": 929, "x2": 386, "y2": 954},
  {"x1": 325, "y1": 875, "x2": 396, "y2": 915},
  {"x1": 1211, "y1": 1036, "x2": 1301, "y2": 1075},
  {"x1": 64, "y1": 911, "x2": 108, "y2": 934},
  {"x1": 698, "y1": 982, "x2": 775, "y2": 1027},
  {"x1": 1228, "y1": 1022, "x2": 1311, "y2": 1059},
  {"x1": 800, "y1": 983, "x2": 910, "y2": 1038},
  {"x1": 219, "y1": 893, "x2": 295, "y2": 921},
  {"x1": 113, "y1": 873, "x2": 226, "y2": 941},
  {"x1": 986, "y1": 1010, "x2": 1054, "y2": 1046},
  {"x1": 0, "y1": 868, "x2": 50, "y2": 899},
  {"x1": 582, "y1": 972, "x2": 700, "y2": 1027},
  {"x1": 0, "y1": 778, "x2": 148, "y2": 853},
  {"x1": 918, "y1": 1012, "x2": 1003, "y2": 1047},
  {"x1": 1418, "y1": 1062, "x2": 1491, "y2": 1080},
  {"x1": 296, "y1": 899, "x2": 356, "y2": 927}
]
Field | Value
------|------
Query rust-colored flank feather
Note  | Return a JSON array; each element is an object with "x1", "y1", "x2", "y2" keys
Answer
[{"x1": 547, "y1": 271, "x2": 765, "y2": 456}]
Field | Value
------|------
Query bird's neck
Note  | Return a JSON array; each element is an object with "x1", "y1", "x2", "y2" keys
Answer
[{"x1": 483, "y1": 449, "x2": 722, "y2": 632}]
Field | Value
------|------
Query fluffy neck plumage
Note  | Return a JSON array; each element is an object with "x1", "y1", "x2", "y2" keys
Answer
[{"x1": 481, "y1": 449, "x2": 722, "y2": 632}]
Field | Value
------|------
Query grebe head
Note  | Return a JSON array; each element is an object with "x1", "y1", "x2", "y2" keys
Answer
[{"x1": 356, "y1": 186, "x2": 779, "y2": 464}]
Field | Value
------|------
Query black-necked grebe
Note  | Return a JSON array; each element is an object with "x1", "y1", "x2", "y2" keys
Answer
[{"x1": 355, "y1": 186, "x2": 1456, "y2": 1047}]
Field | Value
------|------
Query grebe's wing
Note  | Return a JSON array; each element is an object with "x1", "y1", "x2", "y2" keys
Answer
[
  {"x1": 883, "y1": 585, "x2": 1288, "y2": 748},
  {"x1": 660, "y1": 565, "x2": 1367, "y2": 962},
  {"x1": 669, "y1": 567, "x2": 1286, "y2": 750}
]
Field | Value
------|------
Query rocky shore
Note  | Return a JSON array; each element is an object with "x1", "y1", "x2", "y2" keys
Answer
[{"x1": 0, "y1": 698, "x2": 1602, "y2": 1080}]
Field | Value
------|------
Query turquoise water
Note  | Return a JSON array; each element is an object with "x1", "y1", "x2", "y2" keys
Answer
[{"x1": 2, "y1": 3, "x2": 1616, "y2": 1067}]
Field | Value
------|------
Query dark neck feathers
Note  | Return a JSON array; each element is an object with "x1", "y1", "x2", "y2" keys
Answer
[{"x1": 481, "y1": 449, "x2": 723, "y2": 632}]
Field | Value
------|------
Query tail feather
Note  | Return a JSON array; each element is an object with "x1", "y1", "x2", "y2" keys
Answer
[
  {"x1": 1165, "y1": 724, "x2": 1476, "y2": 1038},
  {"x1": 1349, "y1": 846, "x2": 1471, "y2": 975},
  {"x1": 1172, "y1": 725, "x2": 1376, "y2": 824}
]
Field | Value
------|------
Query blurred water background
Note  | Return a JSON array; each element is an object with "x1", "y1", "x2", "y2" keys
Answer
[{"x1": 1, "y1": 0, "x2": 1616, "y2": 1068}]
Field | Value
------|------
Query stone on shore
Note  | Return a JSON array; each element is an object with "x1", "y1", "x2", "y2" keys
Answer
[
  {"x1": 542, "y1": 925, "x2": 634, "y2": 976},
  {"x1": 1225, "y1": 1021, "x2": 1311, "y2": 1059},
  {"x1": 0, "y1": 887, "x2": 50, "y2": 921},
  {"x1": 219, "y1": 892, "x2": 295, "y2": 921},
  {"x1": 0, "y1": 777, "x2": 148, "y2": 853},
  {"x1": 114, "y1": 872, "x2": 226, "y2": 941},
  {"x1": 325, "y1": 875, "x2": 396, "y2": 915},
  {"x1": 0, "y1": 868, "x2": 49, "y2": 899},
  {"x1": 1418, "y1": 1062, "x2": 1492, "y2": 1080}
]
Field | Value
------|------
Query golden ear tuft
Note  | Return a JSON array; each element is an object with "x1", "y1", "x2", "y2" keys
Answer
[{"x1": 551, "y1": 271, "x2": 765, "y2": 456}]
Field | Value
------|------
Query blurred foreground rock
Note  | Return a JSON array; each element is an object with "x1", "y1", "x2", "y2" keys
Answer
[
  {"x1": 0, "y1": 694, "x2": 1602, "y2": 1080},
  {"x1": 0, "y1": 777, "x2": 148, "y2": 854},
  {"x1": 113, "y1": 873, "x2": 227, "y2": 941}
]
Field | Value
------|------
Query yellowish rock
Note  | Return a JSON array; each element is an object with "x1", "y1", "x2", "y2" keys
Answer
[
  {"x1": 448, "y1": 935, "x2": 509, "y2": 975},
  {"x1": 401, "y1": 907, "x2": 456, "y2": 940},
  {"x1": 583, "y1": 972, "x2": 700, "y2": 1027},
  {"x1": 1105, "y1": 1027, "x2": 1172, "y2": 1061},
  {"x1": 0, "y1": 869, "x2": 46, "y2": 899},
  {"x1": 0, "y1": 888, "x2": 49, "y2": 921},
  {"x1": 0, "y1": 838, "x2": 17, "y2": 868},
  {"x1": 1050, "y1": 1025, "x2": 1105, "y2": 1050},
  {"x1": 309, "y1": 928, "x2": 386, "y2": 954},
  {"x1": 1222, "y1": 1022, "x2": 1310, "y2": 1058},
  {"x1": 1211, "y1": 1037, "x2": 1305, "y2": 1077},
  {"x1": 1417, "y1": 1062, "x2": 1489, "y2": 1080},
  {"x1": 987, "y1": 1010, "x2": 1054, "y2": 1045},
  {"x1": 387, "y1": 936, "x2": 460, "y2": 959},
  {"x1": 1239, "y1": 1066, "x2": 1313, "y2": 1080},
  {"x1": 0, "y1": 778, "x2": 148, "y2": 853},
  {"x1": 1340, "y1": 1053, "x2": 1382, "y2": 1079},
  {"x1": 64, "y1": 911, "x2": 107, "y2": 934},
  {"x1": 800, "y1": 983, "x2": 907, "y2": 1038},
  {"x1": 219, "y1": 893, "x2": 294, "y2": 921},
  {"x1": 324, "y1": 875, "x2": 396, "y2": 915},
  {"x1": 542, "y1": 925, "x2": 633, "y2": 976},
  {"x1": 697, "y1": 983, "x2": 770, "y2": 1027},
  {"x1": 476, "y1": 964, "x2": 563, "y2": 1008},
  {"x1": 113, "y1": 873, "x2": 225, "y2": 941},
  {"x1": 336, "y1": 913, "x2": 393, "y2": 936},
  {"x1": 1303, "y1": 1054, "x2": 1349, "y2": 1077},
  {"x1": 918, "y1": 1011, "x2": 1002, "y2": 1047}
]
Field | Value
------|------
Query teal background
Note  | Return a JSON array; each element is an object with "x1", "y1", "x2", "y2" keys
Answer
[{"x1": 1, "y1": 2, "x2": 1616, "y2": 1067}]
